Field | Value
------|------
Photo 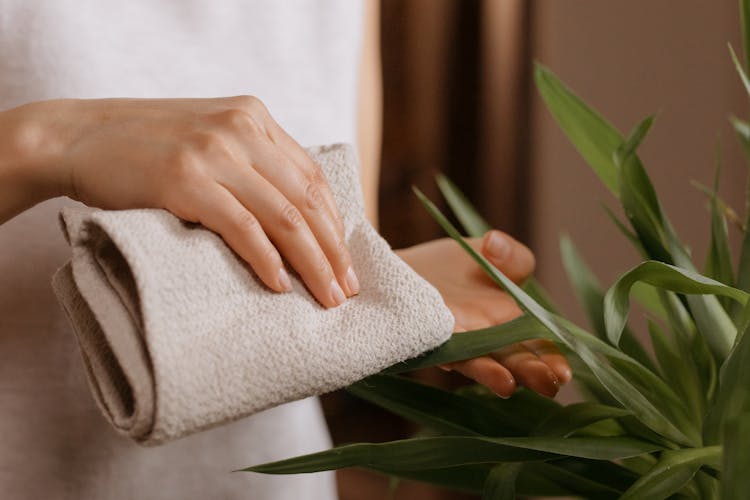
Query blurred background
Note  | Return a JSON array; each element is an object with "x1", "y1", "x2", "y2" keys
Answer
[{"x1": 325, "y1": 1, "x2": 748, "y2": 498}]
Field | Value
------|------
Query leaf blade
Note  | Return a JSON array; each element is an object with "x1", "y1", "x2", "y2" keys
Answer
[
  {"x1": 243, "y1": 435, "x2": 661, "y2": 475},
  {"x1": 482, "y1": 463, "x2": 522, "y2": 500},
  {"x1": 415, "y1": 188, "x2": 699, "y2": 446},
  {"x1": 436, "y1": 174, "x2": 491, "y2": 237},
  {"x1": 534, "y1": 63, "x2": 622, "y2": 196},
  {"x1": 619, "y1": 447, "x2": 721, "y2": 500}
]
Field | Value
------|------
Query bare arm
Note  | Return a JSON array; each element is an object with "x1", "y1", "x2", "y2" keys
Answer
[{"x1": 357, "y1": 0, "x2": 382, "y2": 228}]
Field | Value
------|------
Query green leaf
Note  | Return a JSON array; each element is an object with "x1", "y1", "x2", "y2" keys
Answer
[
  {"x1": 731, "y1": 116, "x2": 750, "y2": 309},
  {"x1": 631, "y1": 282, "x2": 668, "y2": 320},
  {"x1": 703, "y1": 148, "x2": 734, "y2": 291},
  {"x1": 534, "y1": 64, "x2": 622, "y2": 196},
  {"x1": 522, "y1": 277, "x2": 559, "y2": 314},
  {"x1": 521, "y1": 460, "x2": 643, "y2": 498},
  {"x1": 617, "y1": 146, "x2": 672, "y2": 264},
  {"x1": 537, "y1": 64, "x2": 737, "y2": 363},
  {"x1": 613, "y1": 114, "x2": 656, "y2": 167},
  {"x1": 558, "y1": 317, "x2": 684, "y2": 421},
  {"x1": 611, "y1": 112, "x2": 739, "y2": 358},
  {"x1": 243, "y1": 435, "x2": 660, "y2": 475},
  {"x1": 720, "y1": 413, "x2": 750, "y2": 500},
  {"x1": 560, "y1": 235, "x2": 656, "y2": 369},
  {"x1": 602, "y1": 203, "x2": 645, "y2": 253},
  {"x1": 691, "y1": 179, "x2": 744, "y2": 233},
  {"x1": 648, "y1": 321, "x2": 706, "y2": 420},
  {"x1": 373, "y1": 464, "x2": 490, "y2": 495},
  {"x1": 705, "y1": 314, "x2": 750, "y2": 443},
  {"x1": 385, "y1": 315, "x2": 552, "y2": 373},
  {"x1": 482, "y1": 463, "x2": 522, "y2": 500},
  {"x1": 532, "y1": 402, "x2": 630, "y2": 437},
  {"x1": 436, "y1": 174, "x2": 491, "y2": 237},
  {"x1": 694, "y1": 470, "x2": 721, "y2": 500},
  {"x1": 415, "y1": 188, "x2": 699, "y2": 446},
  {"x1": 741, "y1": 0, "x2": 750, "y2": 73},
  {"x1": 666, "y1": 221, "x2": 740, "y2": 363},
  {"x1": 619, "y1": 447, "x2": 722, "y2": 500},
  {"x1": 730, "y1": 43, "x2": 750, "y2": 98},
  {"x1": 603, "y1": 260, "x2": 747, "y2": 355},
  {"x1": 348, "y1": 374, "x2": 531, "y2": 437},
  {"x1": 455, "y1": 386, "x2": 562, "y2": 433},
  {"x1": 561, "y1": 235, "x2": 605, "y2": 334},
  {"x1": 730, "y1": 115, "x2": 750, "y2": 161}
]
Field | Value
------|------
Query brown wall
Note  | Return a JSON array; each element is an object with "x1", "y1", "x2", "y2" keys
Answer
[{"x1": 529, "y1": 0, "x2": 747, "y2": 323}]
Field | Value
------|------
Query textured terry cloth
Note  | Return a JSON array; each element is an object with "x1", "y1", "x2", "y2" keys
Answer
[{"x1": 51, "y1": 143, "x2": 454, "y2": 446}]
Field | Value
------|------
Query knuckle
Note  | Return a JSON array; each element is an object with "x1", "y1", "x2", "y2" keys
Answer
[
  {"x1": 188, "y1": 130, "x2": 224, "y2": 152},
  {"x1": 229, "y1": 95, "x2": 268, "y2": 122},
  {"x1": 309, "y1": 163, "x2": 327, "y2": 183},
  {"x1": 234, "y1": 95, "x2": 264, "y2": 111},
  {"x1": 314, "y1": 252, "x2": 329, "y2": 274},
  {"x1": 215, "y1": 108, "x2": 254, "y2": 132},
  {"x1": 334, "y1": 213, "x2": 345, "y2": 234},
  {"x1": 304, "y1": 181, "x2": 324, "y2": 210},
  {"x1": 279, "y1": 203, "x2": 304, "y2": 230},
  {"x1": 232, "y1": 209, "x2": 260, "y2": 235},
  {"x1": 261, "y1": 244, "x2": 280, "y2": 265},
  {"x1": 335, "y1": 239, "x2": 348, "y2": 259}
]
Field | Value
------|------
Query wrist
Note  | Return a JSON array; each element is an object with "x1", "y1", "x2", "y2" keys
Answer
[{"x1": 0, "y1": 100, "x2": 74, "y2": 204}]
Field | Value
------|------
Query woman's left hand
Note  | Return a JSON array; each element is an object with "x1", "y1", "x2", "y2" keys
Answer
[{"x1": 396, "y1": 229, "x2": 572, "y2": 398}]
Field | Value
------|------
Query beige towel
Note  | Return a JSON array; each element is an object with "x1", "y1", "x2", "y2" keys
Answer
[{"x1": 51, "y1": 144, "x2": 454, "y2": 446}]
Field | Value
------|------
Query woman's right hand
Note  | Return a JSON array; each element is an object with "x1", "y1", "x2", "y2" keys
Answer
[{"x1": 0, "y1": 97, "x2": 358, "y2": 308}]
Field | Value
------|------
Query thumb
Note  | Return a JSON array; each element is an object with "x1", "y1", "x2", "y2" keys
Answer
[{"x1": 478, "y1": 230, "x2": 536, "y2": 284}]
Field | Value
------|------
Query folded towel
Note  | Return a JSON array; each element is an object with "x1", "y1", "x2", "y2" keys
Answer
[{"x1": 51, "y1": 143, "x2": 454, "y2": 445}]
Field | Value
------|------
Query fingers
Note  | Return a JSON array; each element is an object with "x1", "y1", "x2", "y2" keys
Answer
[
  {"x1": 262, "y1": 116, "x2": 346, "y2": 238},
  {"x1": 220, "y1": 165, "x2": 349, "y2": 308},
  {"x1": 451, "y1": 304, "x2": 567, "y2": 399},
  {"x1": 245, "y1": 136, "x2": 358, "y2": 297},
  {"x1": 490, "y1": 344, "x2": 560, "y2": 398},
  {"x1": 198, "y1": 98, "x2": 356, "y2": 306},
  {"x1": 449, "y1": 356, "x2": 517, "y2": 398},
  {"x1": 522, "y1": 339, "x2": 573, "y2": 384},
  {"x1": 479, "y1": 230, "x2": 535, "y2": 284},
  {"x1": 171, "y1": 182, "x2": 292, "y2": 293}
]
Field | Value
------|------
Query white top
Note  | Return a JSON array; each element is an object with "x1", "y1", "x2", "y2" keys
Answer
[{"x1": 0, "y1": 1, "x2": 363, "y2": 498}]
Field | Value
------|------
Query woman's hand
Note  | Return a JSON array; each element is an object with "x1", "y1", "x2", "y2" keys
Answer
[
  {"x1": 0, "y1": 97, "x2": 358, "y2": 308},
  {"x1": 397, "y1": 230, "x2": 572, "y2": 398}
]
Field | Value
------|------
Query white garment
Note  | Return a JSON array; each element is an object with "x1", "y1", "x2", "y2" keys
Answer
[{"x1": 0, "y1": 1, "x2": 363, "y2": 498}]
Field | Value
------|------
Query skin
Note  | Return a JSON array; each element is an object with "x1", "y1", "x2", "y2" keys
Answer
[
  {"x1": 0, "y1": 0, "x2": 571, "y2": 398},
  {"x1": 396, "y1": 232, "x2": 571, "y2": 397},
  {"x1": 0, "y1": 97, "x2": 358, "y2": 309}
]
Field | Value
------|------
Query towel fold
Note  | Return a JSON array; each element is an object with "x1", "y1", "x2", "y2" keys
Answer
[{"x1": 51, "y1": 143, "x2": 454, "y2": 445}]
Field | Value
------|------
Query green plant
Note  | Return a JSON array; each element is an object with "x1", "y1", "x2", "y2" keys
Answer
[{"x1": 242, "y1": 5, "x2": 750, "y2": 499}]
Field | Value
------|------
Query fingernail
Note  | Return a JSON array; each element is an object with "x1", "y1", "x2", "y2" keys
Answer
[
  {"x1": 278, "y1": 268, "x2": 293, "y2": 292},
  {"x1": 493, "y1": 391, "x2": 511, "y2": 400},
  {"x1": 330, "y1": 278, "x2": 347, "y2": 306},
  {"x1": 345, "y1": 266, "x2": 360, "y2": 296},
  {"x1": 485, "y1": 231, "x2": 510, "y2": 262}
]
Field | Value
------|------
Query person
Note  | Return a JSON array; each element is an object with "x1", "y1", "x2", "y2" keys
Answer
[{"x1": 0, "y1": 1, "x2": 571, "y2": 498}]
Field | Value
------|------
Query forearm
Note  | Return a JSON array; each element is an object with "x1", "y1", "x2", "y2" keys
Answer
[
  {"x1": 357, "y1": 0, "x2": 382, "y2": 228},
  {"x1": 0, "y1": 102, "x2": 69, "y2": 223}
]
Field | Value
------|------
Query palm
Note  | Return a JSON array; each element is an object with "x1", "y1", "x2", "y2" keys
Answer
[{"x1": 397, "y1": 232, "x2": 572, "y2": 398}]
